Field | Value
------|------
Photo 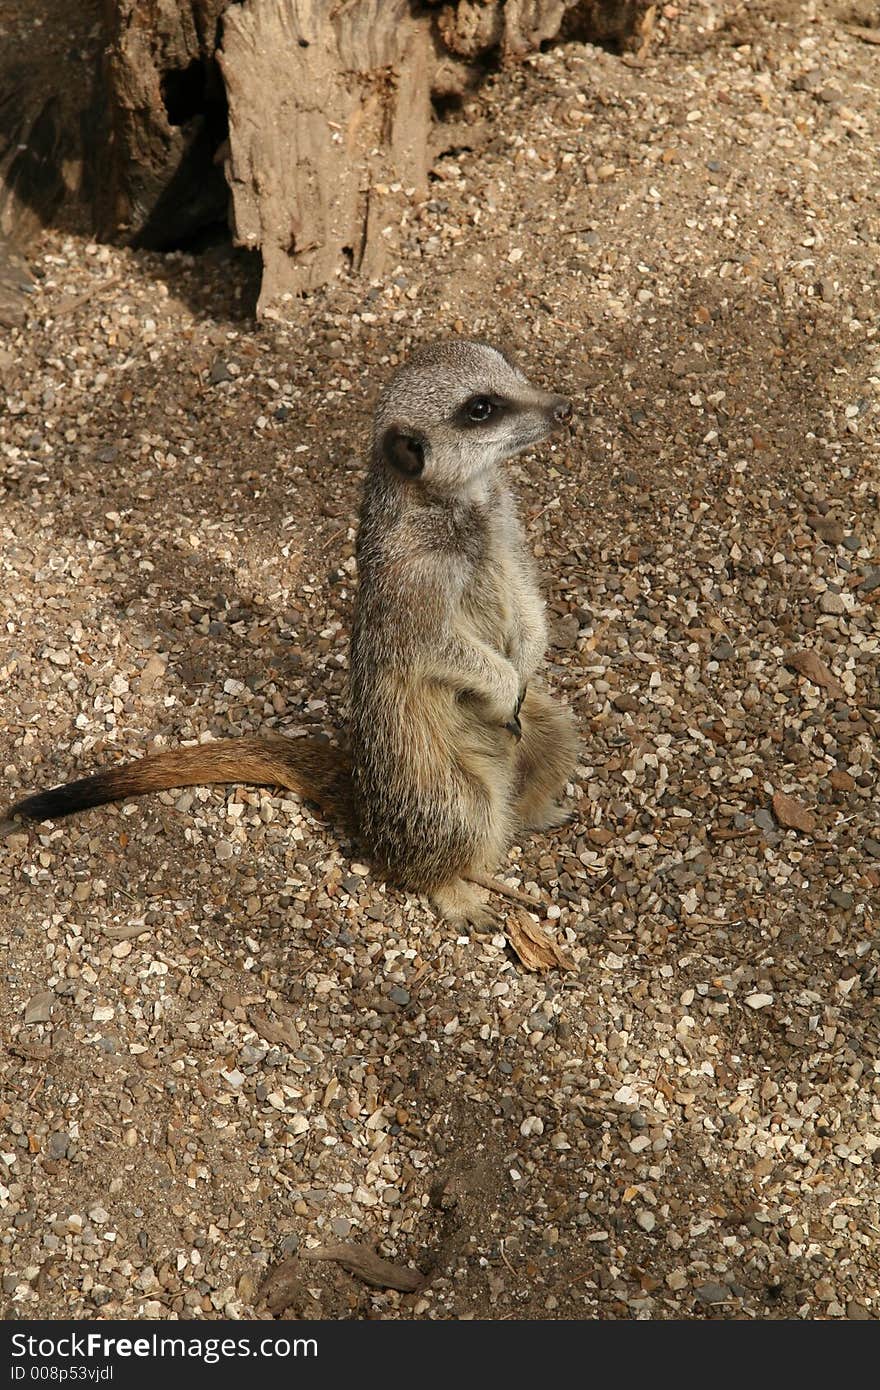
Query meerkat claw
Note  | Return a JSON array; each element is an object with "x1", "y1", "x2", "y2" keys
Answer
[{"x1": 431, "y1": 880, "x2": 499, "y2": 933}]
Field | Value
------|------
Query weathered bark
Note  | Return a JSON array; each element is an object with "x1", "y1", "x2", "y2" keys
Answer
[
  {"x1": 217, "y1": 0, "x2": 654, "y2": 314},
  {"x1": 0, "y1": 0, "x2": 102, "y2": 252},
  {"x1": 0, "y1": 82, "x2": 67, "y2": 248},
  {"x1": 436, "y1": 0, "x2": 568, "y2": 57},
  {"x1": 433, "y1": 0, "x2": 653, "y2": 58},
  {"x1": 0, "y1": 1, "x2": 657, "y2": 314},
  {"x1": 219, "y1": 0, "x2": 434, "y2": 313},
  {"x1": 95, "y1": 0, "x2": 230, "y2": 245},
  {"x1": 561, "y1": 0, "x2": 657, "y2": 49}
]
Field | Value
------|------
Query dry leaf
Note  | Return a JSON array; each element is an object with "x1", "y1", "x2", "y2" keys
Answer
[
  {"x1": 785, "y1": 648, "x2": 845, "y2": 699},
  {"x1": 301, "y1": 1242, "x2": 423, "y2": 1291},
  {"x1": 102, "y1": 922, "x2": 152, "y2": 941},
  {"x1": 23, "y1": 991, "x2": 54, "y2": 1025},
  {"x1": 8, "y1": 1041, "x2": 53, "y2": 1061},
  {"x1": 772, "y1": 791, "x2": 817, "y2": 835},
  {"x1": 505, "y1": 909, "x2": 575, "y2": 973},
  {"x1": 247, "y1": 1010, "x2": 301, "y2": 1051},
  {"x1": 258, "y1": 1258, "x2": 309, "y2": 1315}
]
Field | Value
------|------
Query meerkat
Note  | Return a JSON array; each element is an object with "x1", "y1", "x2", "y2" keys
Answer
[
  {"x1": 351, "y1": 339, "x2": 577, "y2": 926},
  {"x1": 3, "y1": 339, "x2": 578, "y2": 928}
]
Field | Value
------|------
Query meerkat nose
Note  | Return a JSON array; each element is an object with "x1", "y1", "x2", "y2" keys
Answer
[{"x1": 550, "y1": 397, "x2": 573, "y2": 426}]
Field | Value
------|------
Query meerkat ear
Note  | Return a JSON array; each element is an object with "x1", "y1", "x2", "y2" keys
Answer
[{"x1": 381, "y1": 426, "x2": 426, "y2": 478}]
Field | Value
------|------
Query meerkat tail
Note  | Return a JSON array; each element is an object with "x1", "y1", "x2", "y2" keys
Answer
[{"x1": 2, "y1": 736, "x2": 352, "y2": 829}]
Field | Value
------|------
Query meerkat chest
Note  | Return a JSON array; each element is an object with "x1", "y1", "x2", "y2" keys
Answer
[
  {"x1": 461, "y1": 536, "x2": 537, "y2": 652},
  {"x1": 463, "y1": 563, "x2": 511, "y2": 639}
]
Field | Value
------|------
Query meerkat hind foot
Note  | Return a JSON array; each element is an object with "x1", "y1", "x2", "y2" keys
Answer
[
  {"x1": 431, "y1": 878, "x2": 498, "y2": 933},
  {"x1": 523, "y1": 802, "x2": 574, "y2": 832}
]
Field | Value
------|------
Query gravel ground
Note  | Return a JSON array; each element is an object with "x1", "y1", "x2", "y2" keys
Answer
[{"x1": 2, "y1": 0, "x2": 880, "y2": 1321}]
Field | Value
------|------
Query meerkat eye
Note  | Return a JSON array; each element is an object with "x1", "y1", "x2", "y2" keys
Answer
[{"x1": 466, "y1": 396, "x2": 494, "y2": 422}]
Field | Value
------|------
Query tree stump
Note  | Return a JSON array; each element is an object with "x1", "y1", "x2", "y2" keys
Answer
[
  {"x1": 0, "y1": 0, "x2": 101, "y2": 252},
  {"x1": 217, "y1": 0, "x2": 654, "y2": 315},
  {"x1": 219, "y1": 0, "x2": 434, "y2": 314},
  {"x1": 0, "y1": 1, "x2": 658, "y2": 313},
  {"x1": 96, "y1": 0, "x2": 230, "y2": 246}
]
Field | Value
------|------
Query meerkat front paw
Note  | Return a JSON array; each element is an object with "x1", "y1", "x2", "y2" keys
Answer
[
  {"x1": 481, "y1": 654, "x2": 522, "y2": 724},
  {"x1": 524, "y1": 803, "x2": 574, "y2": 832},
  {"x1": 504, "y1": 685, "x2": 527, "y2": 739},
  {"x1": 432, "y1": 879, "x2": 498, "y2": 933}
]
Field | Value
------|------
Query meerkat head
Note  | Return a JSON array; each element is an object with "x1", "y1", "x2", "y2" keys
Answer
[{"x1": 373, "y1": 339, "x2": 571, "y2": 495}]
